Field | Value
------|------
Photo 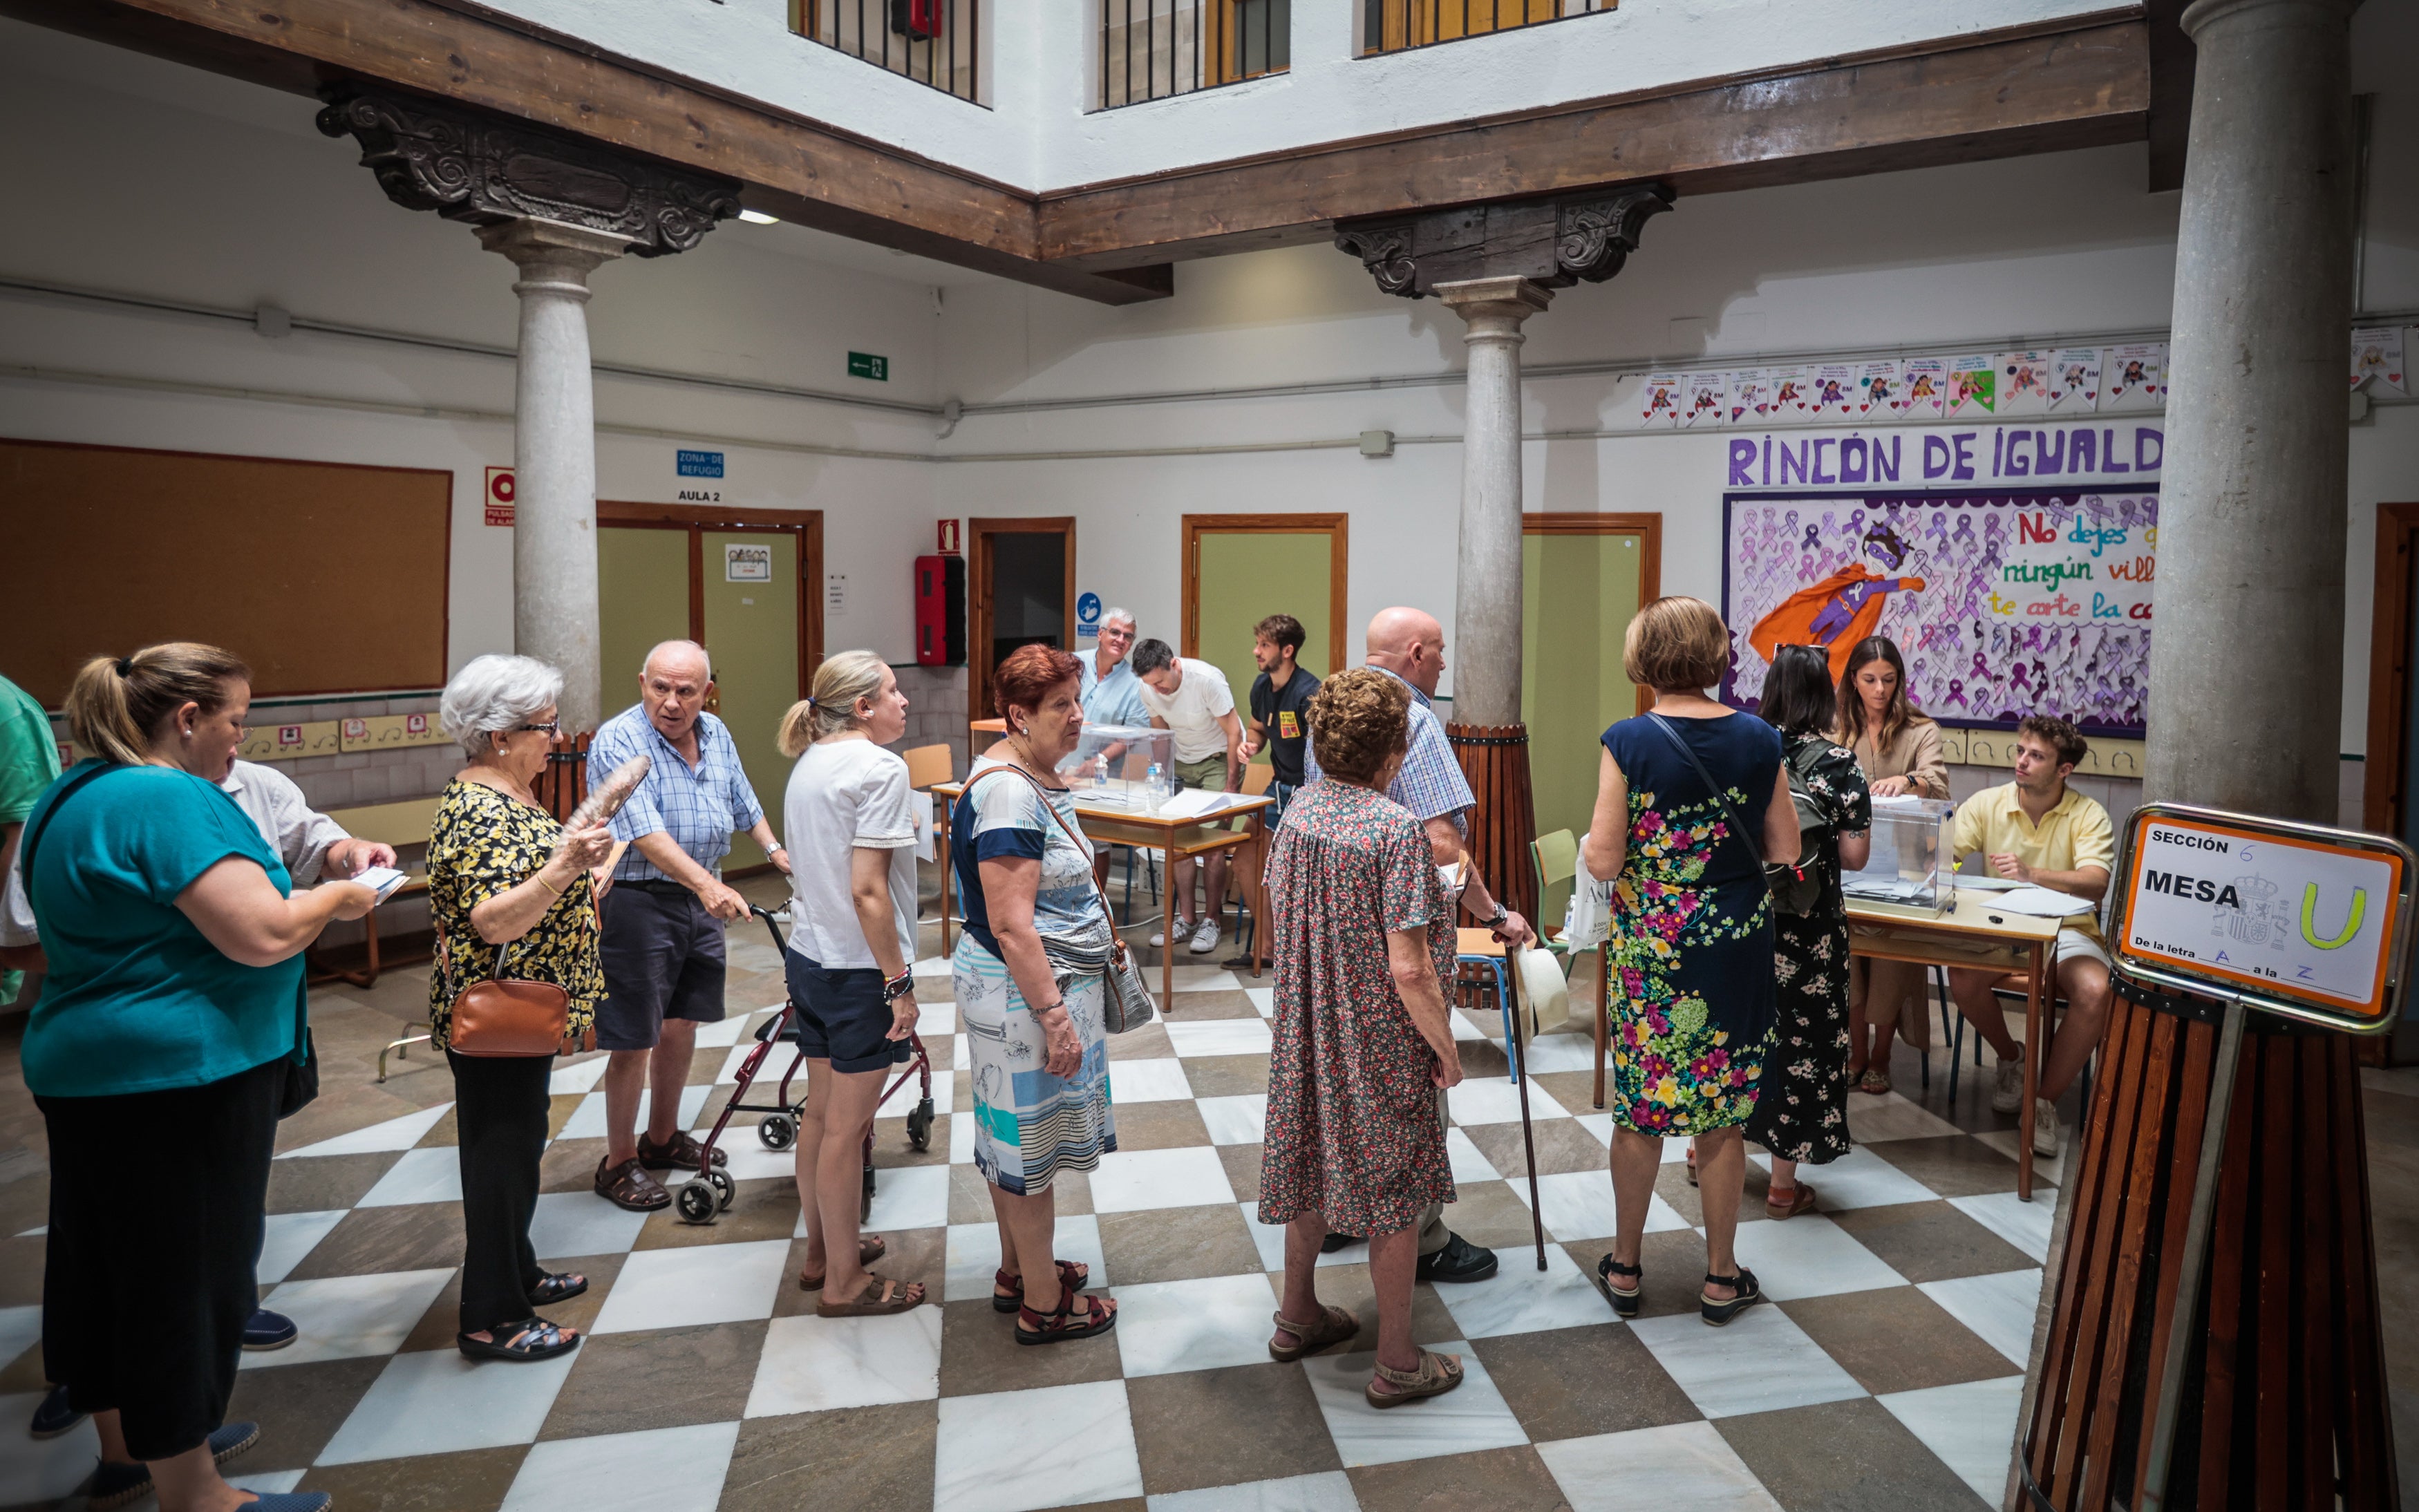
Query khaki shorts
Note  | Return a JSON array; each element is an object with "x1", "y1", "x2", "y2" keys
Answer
[{"x1": 1174, "y1": 754, "x2": 1241, "y2": 831}]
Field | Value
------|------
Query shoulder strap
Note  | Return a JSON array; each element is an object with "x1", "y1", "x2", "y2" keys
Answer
[
  {"x1": 966, "y1": 763, "x2": 1122, "y2": 941},
  {"x1": 17, "y1": 763, "x2": 123, "y2": 912},
  {"x1": 1644, "y1": 715, "x2": 1773, "y2": 896}
]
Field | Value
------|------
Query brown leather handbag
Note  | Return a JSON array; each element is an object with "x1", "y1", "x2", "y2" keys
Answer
[{"x1": 446, "y1": 924, "x2": 594, "y2": 1058}]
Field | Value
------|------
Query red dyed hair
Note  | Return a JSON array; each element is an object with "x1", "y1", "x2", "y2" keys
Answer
[{"x1": 994, "y1": 643, "x2": 1084, "y2": 731}]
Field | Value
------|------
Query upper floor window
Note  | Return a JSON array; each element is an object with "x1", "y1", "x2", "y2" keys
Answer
[
  {"x1": 793, "y1": 0, "x2": 984, "y2": 105},
  {"x1": 1362, "y1": 0, "x2": 1610, "y2": 55},
  {"x1": 1100, "y1": 0, "x2": 1290, "y2": 110}
]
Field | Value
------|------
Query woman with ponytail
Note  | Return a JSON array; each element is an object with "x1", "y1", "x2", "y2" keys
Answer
[
  {"x1": 776, "y1": 652, "x2": 927, "y2": 1315},
  {"x1": 23, "y1": 643, "x2": 372, "y2": 1512}
]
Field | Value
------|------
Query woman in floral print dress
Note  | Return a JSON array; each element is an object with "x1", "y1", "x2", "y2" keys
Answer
[
  {"x1": 1584, "y1": 598, "x2": 1799, "y2": 1327},
  {"x1": 1257, "y1": 669, "x2": 1467, "y2": 1408},
  {"x1": 1743, "y1": 645, "x2": 1871, "y2": 1219}
]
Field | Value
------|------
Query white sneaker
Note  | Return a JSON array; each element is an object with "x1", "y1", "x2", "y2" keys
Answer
[
  {"x1": 1189, "y1": 919, "x2": 1222, "y2": 954},
  {"x1": 1150, "y1": 921, "x2": 1192, "y2": 948},
  {"x1": 1990, "y1": 1051, "x2": 2026, "y2": 1114},
  {"x1": 2032, "y1": 1097, "x2": 2062, "y2": 1159}
]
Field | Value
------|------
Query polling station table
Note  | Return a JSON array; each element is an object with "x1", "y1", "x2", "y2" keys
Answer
[
  {"x1": 1846, "y1": 887, "x2": 2064, "y2": 1200},
  {"x1": 932, "y1": 779, "x2": 1277, "y2": 1004}
]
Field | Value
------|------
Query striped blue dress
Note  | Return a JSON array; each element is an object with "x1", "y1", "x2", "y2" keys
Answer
[{"x1": 950, "y1": 757, "x2": 1116, "y2": 1194}]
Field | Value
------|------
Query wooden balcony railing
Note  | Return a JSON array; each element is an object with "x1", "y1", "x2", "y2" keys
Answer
[
  {"x1": 1362, "y1": 0, "x2": 1611, "y2": 55},
  {"x1": 1100, "y1": 0, "x2": 1289, "y2": 110},
  {"x1": 793, "y1": 0, "x2": 983, "y2": 106}
]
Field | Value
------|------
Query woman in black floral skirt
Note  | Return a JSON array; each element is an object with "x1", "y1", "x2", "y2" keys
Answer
[{"x1": 1744, "y1": 645, "x2": 1871, "y2": 1218}]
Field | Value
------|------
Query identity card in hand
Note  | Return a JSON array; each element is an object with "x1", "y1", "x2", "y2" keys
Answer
[{"x1": 349, "y1": 866, "x2": 412, "y2": 904}]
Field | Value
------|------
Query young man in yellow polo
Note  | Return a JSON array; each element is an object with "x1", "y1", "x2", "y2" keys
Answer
[{"x1": 1944, "y1": 715, "x2": 2114, "y2": 1158}]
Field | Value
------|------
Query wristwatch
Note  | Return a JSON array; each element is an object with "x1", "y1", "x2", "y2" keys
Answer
[{"x1": 1485, "y1": 903, "x2": 1510, "y2": 931}]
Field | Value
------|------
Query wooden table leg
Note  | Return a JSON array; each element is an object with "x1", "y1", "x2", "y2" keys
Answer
[
  {"x1": 1163, "y1": 846, "x2": 1177, "y2": 1004},
  {"x1": 362, "y1": 904, "x2": 383, "y2": 987},
  {"x1": 2020, "y1": 941, "x2": 2046, "y2": 1202}
]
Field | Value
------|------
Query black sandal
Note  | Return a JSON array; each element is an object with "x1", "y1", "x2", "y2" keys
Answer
[
  {"x1": 990, "y1": 1260, "x2": 1092, "y2": 1314},
  {"x1": 1700, "y1": 1267, "x2": 1765, "y2": 1327},
  {"x1": 1015, "y1": 1288, "x2": 1118, "y2": 1345},
  {"x1": 457, "y1": 1317, "x2": 581, "y2": 1361},
  {"x1": 1592, "y1": 1254, "x2": 1643, "y2": 1318},
  {"x1": 530, "y1": 1272, "x2": 587, "y2": 1306}
]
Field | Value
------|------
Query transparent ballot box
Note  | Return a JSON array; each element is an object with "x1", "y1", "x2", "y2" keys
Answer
[
  {"x1": 1841, "y1": 795, "x2": 1955, "y2": 914},
  {"x1": 1055, "y1": 723, "x2": 1177, "y2": 811}
]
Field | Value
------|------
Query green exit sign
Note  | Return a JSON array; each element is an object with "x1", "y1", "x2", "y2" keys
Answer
[{"x1": 847, "y1": 351, "x2": 889, "y2": 381}]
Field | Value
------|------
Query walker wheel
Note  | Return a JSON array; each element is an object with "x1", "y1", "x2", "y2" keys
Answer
[
  {"x1": 861, "y1": 1161, "x2": 876, "y2": 1222},
  {"x1": 758, "y1": 1113, "x2": 798, "y2": 1151},
  {"x1": 675, "y1": 1181, "x2": 717, "y2": 1225},
  {"x1": 706, "y1": 1167, "x2": 737, "y2": 1212},
  {"x1": 905, "y1": 1099, "x2": 934, "y2": 1153}
]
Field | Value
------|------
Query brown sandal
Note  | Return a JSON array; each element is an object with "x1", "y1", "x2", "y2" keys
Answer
[
  {"x1": 796, "y1": 1235, "x2": 890, "y2": 1292},
  {"x1": 1268, "y1": 1304, "x2": 1359, "y2": 1362},
  {"x1": 637, "y1": 1130, "x2": 728, "y2": 1171},
  {"x1": 814, "y1": 1273, "x2": 926, "y2": 1317},
  {"x1": 1766, "y1": 1181, "x2": 1818, "y2": 1220},
  {"x1": 1365, "y1": 1349, "x2": 1464, "y2": 1408},
  {"x1": 1015, "y1": 1289, "x2": 1118, "y2": 1345},
  {"x1": 594, "y1": 1155, "x2": 670, "y2": 1212},
  {"x1": 990, "y1": 1260, "x2": 1091, "y2": 1314}
]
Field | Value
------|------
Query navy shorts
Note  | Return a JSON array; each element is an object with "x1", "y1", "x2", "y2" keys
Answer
[
  {"x1": 783, "y1": 949, "x2": 911, "y2": 1075},
  {"x1": 596, "y1": 884, "x2": 727, "y2": 1052}
]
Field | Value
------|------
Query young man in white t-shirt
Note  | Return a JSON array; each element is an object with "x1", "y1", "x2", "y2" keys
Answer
[{"x1": 1131, "y1": 638, "x2": 1245, "y2": 955}]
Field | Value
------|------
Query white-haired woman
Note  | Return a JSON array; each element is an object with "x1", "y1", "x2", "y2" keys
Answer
[
  {"x1": 776, "y1": 652, "x2": 926, "y2": 1315},
  {"x1": 429, "y1": 654, "x2": 613, "y2": 1362}
]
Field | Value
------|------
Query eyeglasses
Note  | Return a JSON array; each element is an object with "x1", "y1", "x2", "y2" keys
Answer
[{"x1": 514, "y1": 720, "x2": 562, "y2": 736}]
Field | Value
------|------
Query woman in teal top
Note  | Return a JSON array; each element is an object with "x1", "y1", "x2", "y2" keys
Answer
[{"x1": 23, "y1": 643, "x2": 370, "y2": 1512}]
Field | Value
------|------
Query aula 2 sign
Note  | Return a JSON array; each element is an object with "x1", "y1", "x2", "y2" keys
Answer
[{"x1": 1727, "y1": 422, "x2": 2165, "y2": 489}]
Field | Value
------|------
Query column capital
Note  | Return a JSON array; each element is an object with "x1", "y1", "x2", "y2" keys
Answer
[
  {"x1": 1437, "y1": 276, "x2": 1555, "y2": 329},
  {"x1": 474, "y1": 218, "x2": 632, "y2": 283},
  {"x1": 2181, "y1": 0, "x2": 2360, "y2": 39},
  {"x1": 1334, "y1": 185, "x2": 1671, "y2": 300},
  {"x1": 317, "y1": 84, "x2": 740, "y2": 258}
]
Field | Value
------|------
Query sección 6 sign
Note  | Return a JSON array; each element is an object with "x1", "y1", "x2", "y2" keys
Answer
[{"x1": 2115, "y1": 811, "x2": 2408, "y2": 1023}]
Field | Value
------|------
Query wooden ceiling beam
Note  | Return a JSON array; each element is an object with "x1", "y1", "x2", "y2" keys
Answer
[{"x1": 1037, "y1": 16, "x2": 2154, "y2": 267}]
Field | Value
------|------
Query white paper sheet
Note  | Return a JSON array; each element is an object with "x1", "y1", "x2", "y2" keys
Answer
[
  {"x1": 1987, "y1": 885, "x2": 2098, "y2": 918},
  {"x1": 1156, "y1": 787, "x2": 1243, "y2": 820}
]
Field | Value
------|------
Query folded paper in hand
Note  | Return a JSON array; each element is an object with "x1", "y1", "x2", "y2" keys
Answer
[{"x1": 350, "y1": 866, "x2": 412, "y2": 904}]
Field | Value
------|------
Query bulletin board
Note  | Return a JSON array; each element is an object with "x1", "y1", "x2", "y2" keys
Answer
[
  {"x1": 2, "y1": 440, "x2": 452, "y2": 706},
  {"x1": 1720, "y1": 486, "x2": 2158, "y2": 736}
]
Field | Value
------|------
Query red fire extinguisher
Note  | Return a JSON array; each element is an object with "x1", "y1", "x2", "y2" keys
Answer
[{"x1": 890, "y1": 0, "x2": 940, "y2": 40}]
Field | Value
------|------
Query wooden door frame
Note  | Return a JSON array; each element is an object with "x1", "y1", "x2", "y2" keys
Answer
[
  {"x1": 1179, "y1": 513, "x2": 1350, "y2": 675},
  {"x1": 598, "y1": 501, "x2": 825, "y2": 696},
  {"x1": 1523, "y1": 511, "x2": 1663, "y2": 716},
  {"x1": 2362, "y1": 502, "x2": 2419, "y2": 833},
  {"x1": 968, "y1": 516, "x2": 1078, "y2": 721}
]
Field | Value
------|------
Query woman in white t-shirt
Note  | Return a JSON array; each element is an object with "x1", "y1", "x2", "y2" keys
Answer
[{"x1": 775, "y1": 651, "x2": 926, "y2": 1317}]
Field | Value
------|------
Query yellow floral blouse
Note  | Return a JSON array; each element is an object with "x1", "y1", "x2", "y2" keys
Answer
[{"x1": 426, "y1": 777, "x2": 603, "y2": 1050}]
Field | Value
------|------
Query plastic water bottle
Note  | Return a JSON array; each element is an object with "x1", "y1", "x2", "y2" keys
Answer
[{"x1": 1145, "y1": 763, "x2": 1163, "y2": 812}]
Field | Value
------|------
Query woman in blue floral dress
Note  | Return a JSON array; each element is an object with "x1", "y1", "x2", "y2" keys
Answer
[{"x1": 1583, "y1": 598, "x2": 1798, "y2": 1326}]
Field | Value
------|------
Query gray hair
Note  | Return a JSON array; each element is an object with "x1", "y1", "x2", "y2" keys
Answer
[
  {"x1": 1101, "y1": 607, "x2": 1136, "y2": 630},
  {"x1": 440, "y1": 654, "x2": 565, "y2": 759}
]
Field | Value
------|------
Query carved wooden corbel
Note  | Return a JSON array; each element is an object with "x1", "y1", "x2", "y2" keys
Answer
[
  {"x1": 1335, "y1": 183, "x2": 1673, "y2": 299},
  {"x1": 316, "y1": 85, "x2": 742, "y2": 257}
]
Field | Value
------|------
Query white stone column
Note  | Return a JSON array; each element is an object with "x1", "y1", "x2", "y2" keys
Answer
[
  {"x1": 476, "y1": 218, "x2": 631, "y2": 734},
  {"x1": 2145, "y1": 0, "x2": 2357, "y2": 820},
  {"x1": 1437, "y1": 276, "x2": 1553, "y2": 724}
]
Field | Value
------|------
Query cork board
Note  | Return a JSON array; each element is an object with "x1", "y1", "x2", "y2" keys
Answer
[{"x1": 2, "y1": 440, "x2": 453, "y2": 706}]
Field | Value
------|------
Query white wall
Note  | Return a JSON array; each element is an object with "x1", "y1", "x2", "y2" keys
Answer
[{"x1": 457, "y1": 0, "x2": 2116, "y2": 193}]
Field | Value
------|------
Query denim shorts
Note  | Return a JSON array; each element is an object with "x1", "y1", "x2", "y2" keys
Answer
[{"x1": 782, "y1": 949, "x2": 912, "y2": 1075}]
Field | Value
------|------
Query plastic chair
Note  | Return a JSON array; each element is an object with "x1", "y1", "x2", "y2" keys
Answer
[{"x1": 1225, "y1": 763, "x2": 1279, "y2": 954}]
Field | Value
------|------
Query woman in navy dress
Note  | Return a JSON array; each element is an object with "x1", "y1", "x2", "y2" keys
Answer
[{"x1": 1583, "y1": 597, "x2": 1798, "y2": 1327}]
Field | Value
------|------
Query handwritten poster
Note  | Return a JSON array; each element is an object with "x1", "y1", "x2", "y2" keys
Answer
[{"x1": 1719, "y1": 422, "x2": 2165, "y2": 736}]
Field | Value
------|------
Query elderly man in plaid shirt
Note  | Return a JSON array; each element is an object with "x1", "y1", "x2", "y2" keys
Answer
[
  {"x1": 588, "y1": 640, "x2": 791, "y2": 1212},
  {"x1": 1301, "y1": 605, "x2": 1534, "y2": 1282}
]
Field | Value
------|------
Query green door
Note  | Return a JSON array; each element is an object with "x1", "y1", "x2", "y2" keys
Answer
[
  {"x1": 1192, "y1": 530, "x2": 1335, "y2": 768},
  {"x1": 702, "y1": 531, "x2": 802, "y2": 871},
  {"x1": 597, "y1": 527, "x2": 690, "y2": 726},
  {"x1": 1522, "y1": 527, "x2": 1648, "y2": 919}
]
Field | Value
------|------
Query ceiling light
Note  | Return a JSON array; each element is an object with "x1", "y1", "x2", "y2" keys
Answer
[{"x1": 737, "y1": 209, "x2": 780, "y2": 225}]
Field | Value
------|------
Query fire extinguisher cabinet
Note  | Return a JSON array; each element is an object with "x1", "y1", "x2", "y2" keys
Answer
[{"x1": 915, "y1": 554, "x2": 966, "y2": 667}]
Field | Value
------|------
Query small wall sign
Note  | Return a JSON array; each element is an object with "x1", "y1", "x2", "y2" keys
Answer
[
  {"x1": 726, "y1": 543, "x2": 773, "y2": 583},
  {"x1": 677, "y1": 449, "x2": 725, "y2": 478},
  {"x1": 484, "y1": 466, "x2": 515, "y2": 527},
  {"x1": 936, "y1": 518, "x2": 961, "y2": 554},
  {"x1": 848, "y1": 352, "x2": 890, "y2": 381}
]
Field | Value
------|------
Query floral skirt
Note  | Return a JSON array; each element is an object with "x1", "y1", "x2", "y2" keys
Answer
[
  {"x1": 1744, "y1": 915, "x2": 1854, "y2": 1164},
  {"x1": 952, "y1": 936, "x2": 1115, "y2": 1195}
]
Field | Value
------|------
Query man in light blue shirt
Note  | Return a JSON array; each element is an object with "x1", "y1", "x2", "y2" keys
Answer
[
  {"x1": 587, "y1": 640, "x2": 789, "y2": 1211},
  {"x1": 1077, "y1": 608, "x2": 1150, "y2": 728}
]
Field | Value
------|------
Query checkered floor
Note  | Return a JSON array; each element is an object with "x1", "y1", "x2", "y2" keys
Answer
[{"x1": 0, "y1": 899, "x2": 2075, "y2": 1512}]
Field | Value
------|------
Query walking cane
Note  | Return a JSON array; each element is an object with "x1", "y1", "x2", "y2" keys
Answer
[{"x1": 1505, "y1": 949, "x2": 1549, "y2": 1272}]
